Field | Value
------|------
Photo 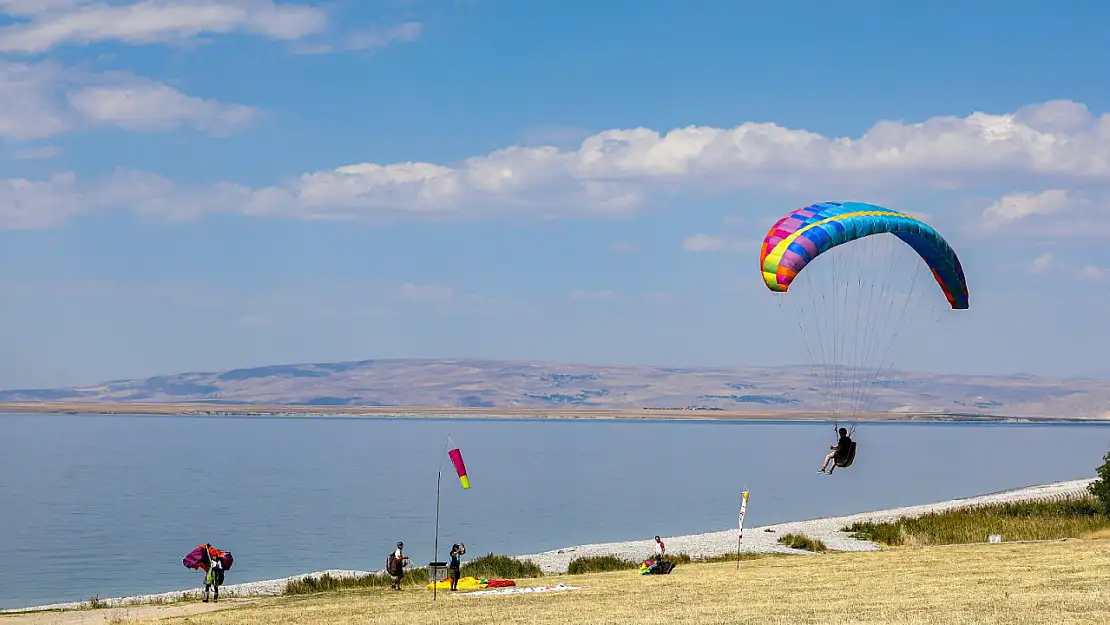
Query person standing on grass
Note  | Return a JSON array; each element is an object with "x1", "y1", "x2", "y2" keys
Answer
[
  {"x1": 389, "y1": 542, "x2": 409, "y2": 590},
  {"x1": 449, "y1": 543, "x2": 466, "y2": 591},
  {"x1": 654, "y1": 536, "x2": 666, "y2": 562}
]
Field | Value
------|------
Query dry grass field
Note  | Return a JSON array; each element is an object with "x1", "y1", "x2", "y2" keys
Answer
[{"x1": 8, "y1": 539, "x2": 1098, "y2": 625}]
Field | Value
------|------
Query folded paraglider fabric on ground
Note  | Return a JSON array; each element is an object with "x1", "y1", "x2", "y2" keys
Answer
[
  {"x1": 640, "y1": 560, "x2": 675, "y2": 575},
  {"x1": 426, "y1": 577, "x2": 516, "y2": 591}
]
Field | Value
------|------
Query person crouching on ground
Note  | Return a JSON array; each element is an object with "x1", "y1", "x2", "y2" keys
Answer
[
  {"x1": 390, "y1": 542, "x2": 409, "y2": 590},
  {"x1": 449, "y1": 542, "x2": 466, "y2": 591}
]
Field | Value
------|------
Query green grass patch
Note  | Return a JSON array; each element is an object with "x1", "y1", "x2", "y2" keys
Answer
[
  {"x1": 283, "y1": 553, "x2": 543, "y2": 596},
  {"x1": 776, "y1": 533, "x2": 828, "y2": 552},
  {"x1": 567, "y1": 555, "x2": 640, "y2": 574},
  {"x1": 285, "y1": 568, "x2": 430, "y2": 595},
  {"x1": 459, "y1": 553, "x2": 543, "y2": 579},
  {"x1": 842, "y1": 495, "x2": 1110, "y2": 547}
]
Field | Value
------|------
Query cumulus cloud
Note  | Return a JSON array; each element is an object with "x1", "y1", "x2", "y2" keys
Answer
[
  {"x1": 0, "y1": 0, "x2": 327, "y2": 53},
  {"x1": 66, "y1": 80, "x2": 258, "y2": 135},
  {"x1": 1030, "y1": 252, "x2": 1054, "y2": 273},
  {"x1": 6, "y1": 99, "x2": 1110, "y2": 229},
  {"x1": 0, "y1": 60, "x2": 258, "y2": 139},
  {"x1": 981, "y1": 190, "x2": 1071, "y2": 229}
]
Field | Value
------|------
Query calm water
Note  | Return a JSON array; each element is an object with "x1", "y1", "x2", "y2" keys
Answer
[{"x1": 1, "y1": 413, "x2": 1108, "y2": 610}]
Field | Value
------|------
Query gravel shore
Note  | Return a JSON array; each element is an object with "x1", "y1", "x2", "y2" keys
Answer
[{"x1": 3, "y1": 478, "x2": 1093, "y2": 614}]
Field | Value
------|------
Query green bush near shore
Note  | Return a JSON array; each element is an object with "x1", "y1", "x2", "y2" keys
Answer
[
  {"x1": 776, "y1": 533, "x2": 828, "y2": 552},
  {"x1": 459, "y1": 553, "x2": 543, "y2": 579},
  {"x1": 670, "y1": 551, "x2": 793, "y2": 564},
  {"x1": 567, "y1": 555, "x2": 640, "y2": 574},
  {"x1": 842, "y1": 495, "x2": 1110, "y2": 547}
]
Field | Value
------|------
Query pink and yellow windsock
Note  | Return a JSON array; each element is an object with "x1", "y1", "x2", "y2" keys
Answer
[{"x1": 448, "y1": 448, "x2": 470, "y2": 489}]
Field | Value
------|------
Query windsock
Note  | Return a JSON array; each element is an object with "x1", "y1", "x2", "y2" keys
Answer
[
  {"x1": 738, "y1": 491, "x2": 750, "y2": 538},
  {"x1": 448, "y1": 447, "x2": 470, "y2": 489}
]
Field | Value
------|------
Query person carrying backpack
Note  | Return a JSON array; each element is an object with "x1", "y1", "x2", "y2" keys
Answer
[
  {"x1": 202, "y1": 544, "x2": 225, "y2": 603},
  {"x1": 388, "y1": 542, "x2": 409, "y2": 590}
]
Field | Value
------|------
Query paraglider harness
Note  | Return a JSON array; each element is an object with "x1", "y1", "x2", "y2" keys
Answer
[{"x1": 832, "y1": 423, "x2": 857, "y2": 468}]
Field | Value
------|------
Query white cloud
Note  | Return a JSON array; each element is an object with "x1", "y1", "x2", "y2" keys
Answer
[
  {"x1": 0, "y1": 60, "x2": 258, "y2": 139},
  {"x1": 0, "y1": 171, "x2": 86, "y2": 228},
  {"x1": 7, "y1": 99, "x2": 1110, "y2": 229},
  {"x1": 1080, "y1": 265, "x2": 1108, "y2": 281},
  {"x1": 292, "y1": 21, "x2": 422, "y2": 55},
  {"x1": 0, "y1": 0, "x2": 327, "y2": 54},
  {"x1": 67, "y1": 81, "x2": 258, "y2": 135},
  {"x1": 1030, "y1": 252, "x2": 1054, "y2": 273},
  {"x1": 981, "y1": 189, "x2": 1071, "y2": 229}
]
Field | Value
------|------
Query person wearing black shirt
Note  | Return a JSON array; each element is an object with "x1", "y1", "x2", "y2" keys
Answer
[
  {"x1": 819, "y1": 428, "x2": 852, "y2": 474},
  {"x1": 449, "y1": 543, "x2": 466, "y2": 591}
]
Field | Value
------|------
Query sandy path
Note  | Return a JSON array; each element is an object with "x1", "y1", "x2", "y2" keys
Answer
[{"x1": 0, "y1": 599, "x2": 251, "y2": 624}]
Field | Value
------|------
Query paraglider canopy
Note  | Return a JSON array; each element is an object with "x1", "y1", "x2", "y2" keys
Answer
[{"x1": 760, "y1": 201, "x2": 969, "y2": 309}]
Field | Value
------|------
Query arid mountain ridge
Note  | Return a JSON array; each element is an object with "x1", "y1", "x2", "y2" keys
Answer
[{"x1": 1, "y1": 358, "x2": 1108, "y2": 418}]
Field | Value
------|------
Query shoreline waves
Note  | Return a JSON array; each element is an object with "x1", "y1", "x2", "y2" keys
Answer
[{"x1": 2, "y1": 478, "x2": 1094, "y2": 615}]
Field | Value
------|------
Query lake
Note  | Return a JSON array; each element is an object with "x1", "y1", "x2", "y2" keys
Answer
[{"x1": 1, "y1": 413, "x2": 1108, "y2": 610}]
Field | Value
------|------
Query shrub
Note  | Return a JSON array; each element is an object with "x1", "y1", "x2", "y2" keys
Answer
[
  {"x1": 843, "y1": 495, "x2": 1110, "y2": 547},
  {"x1": 460, "y1": 553, "x2": 543, "y2": 579},
  {"x1": 1089, "y1": 450, "x2": 1110, "y2": 514},
  {"x1": 567, "y1": 555, "x2": 639, "y2": 574},
  {"x1": 777, "y1": 533, "x2": 828, "y2": 552},
  {"x1": 285, "y1": 568, "x2": 430, "y2": 595}
]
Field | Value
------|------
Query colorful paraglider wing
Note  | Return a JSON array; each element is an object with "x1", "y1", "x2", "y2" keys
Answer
[
  {"x1": 219, "y1": 552, "x2": 233, "y2": 571},
  {"x1": 183, "y1": 545, "x2": 208, "y2": 571},
  {"x1": 448, "y1": 447, "x2": 470, "y2": 489},
  {"x1": 759, "y1": 201, "x2": 968, "y2": 309}
]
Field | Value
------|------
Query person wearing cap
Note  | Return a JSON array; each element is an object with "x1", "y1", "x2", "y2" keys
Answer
[
  {"x1": 390, "y1": 541, "x2": 409, "y2": 590},
  {"x1": 448, "y1": 542, "x2": 466, "y2": 591}
]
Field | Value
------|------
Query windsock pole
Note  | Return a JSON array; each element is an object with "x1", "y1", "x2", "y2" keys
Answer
[
  {"x1": 432, "y1": 438, "x2": 448, "y2": 602},
  {"x1": 736, "y1": 489, "x2": 749, "y2": 569}
]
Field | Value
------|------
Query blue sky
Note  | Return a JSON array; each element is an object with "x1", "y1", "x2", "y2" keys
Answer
[{"x1": 1, "y1": 0, "x2": 1109, "y2": 388}]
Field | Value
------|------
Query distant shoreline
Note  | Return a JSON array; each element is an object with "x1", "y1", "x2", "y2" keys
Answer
[{"x1": 0, "y1": 401, "x2": 1107, "y2": 423}]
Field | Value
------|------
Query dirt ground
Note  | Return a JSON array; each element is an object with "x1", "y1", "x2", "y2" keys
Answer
[{"x1": 0, "y1": 599, "x2": 253, "y2": 624}]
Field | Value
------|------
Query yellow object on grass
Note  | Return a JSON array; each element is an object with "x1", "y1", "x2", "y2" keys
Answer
[{"x1": 427, "y1": 576, "x2": 487, "y2": 591}]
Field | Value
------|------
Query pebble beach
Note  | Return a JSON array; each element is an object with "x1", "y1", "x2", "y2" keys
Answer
[{"x1": 2, "y1": 478, "x2": 1094, "y2": 615}]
